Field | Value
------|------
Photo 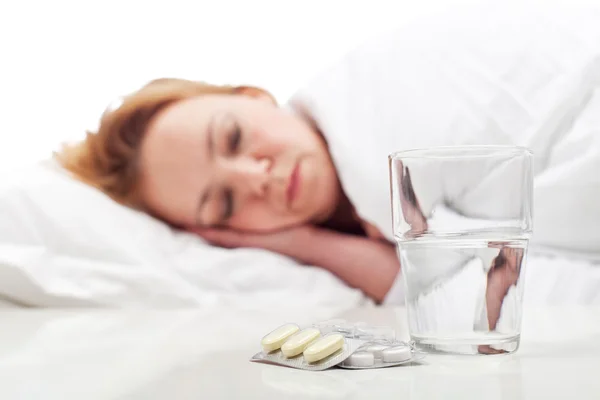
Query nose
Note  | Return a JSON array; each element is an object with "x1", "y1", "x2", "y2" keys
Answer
[{"x1": 225, "y1": 156, "x2": 272, "y2": 197}]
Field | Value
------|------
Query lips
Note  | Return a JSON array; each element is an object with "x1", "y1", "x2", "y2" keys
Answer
[{"x1": 286, "y1": 162, "x2": 301, "y2": 207}]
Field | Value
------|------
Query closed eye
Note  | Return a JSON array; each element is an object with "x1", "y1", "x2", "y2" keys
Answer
[{"x1": 228, "y1": 123, "x2": 242, "y2": 153}]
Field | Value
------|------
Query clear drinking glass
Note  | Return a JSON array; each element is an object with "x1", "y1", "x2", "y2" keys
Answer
[{"x1": 389, "y1": 146, "x2": 533, "y2": 355}]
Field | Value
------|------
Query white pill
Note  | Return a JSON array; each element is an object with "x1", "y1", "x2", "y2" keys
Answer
[
  {"x1": 382, "y1": 346, "x2": 412, "y2": 363},
  {"x1": 303, "y1": 333, "x2": 345, "y2": 363},
  {"x1": 366, "y1": 344, "x2": 388, "y2": 359},
  {"x1": 345, "y1": 351, "x2": 375, "y2": 367},
  {"x1": 281, "y1": 328, "x2": 321, "y2": 358},
  {"x1": 261, "y1": 323, "x2": 300, "y2": 352}
]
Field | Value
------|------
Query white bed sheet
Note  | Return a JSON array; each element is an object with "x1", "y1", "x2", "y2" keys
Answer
[
  {"x1": 0, "y1": 256, "x2": 597, "y2": 308},
  {"x1": 524, "y1": 253, "x2": 600, "y2": 306},
  {"x1": 0, "y1": 162, "x2": 369, "y2": 309}
]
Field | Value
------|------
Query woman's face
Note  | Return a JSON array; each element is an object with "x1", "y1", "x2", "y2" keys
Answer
[{"x1": 138, "y1": 92, "x2": 340, "y2": 232}]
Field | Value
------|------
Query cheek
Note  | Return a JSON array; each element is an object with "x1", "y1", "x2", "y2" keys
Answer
[
  {"x1": 248, "y1": 117, "x2": 301, "y2": 154},
  {"x1": 248, "y1": 130, "x2": 290, "y2": 156}
]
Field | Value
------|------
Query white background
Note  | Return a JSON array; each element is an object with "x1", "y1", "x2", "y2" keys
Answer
[{"x1": 0, "y1": 0, "x2": 596, "y2": 173}]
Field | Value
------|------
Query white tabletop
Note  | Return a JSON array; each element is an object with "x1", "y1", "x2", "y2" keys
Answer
[{"x1": 0, "y1": 305, "x2": 598, "y2": 400}]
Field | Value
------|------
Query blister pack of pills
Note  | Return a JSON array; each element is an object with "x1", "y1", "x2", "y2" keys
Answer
[
  {"x1": 338, "y1": 339, "x2": 424, "y2": 369},
  {"x1": 250, "y1": 319, "x2": 424, "y2": 371}
]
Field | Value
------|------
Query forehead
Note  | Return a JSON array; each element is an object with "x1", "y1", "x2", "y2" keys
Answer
[
  {"x1": 142, "y1": 96, "x2": 217, "y2": 165},
  {"x1": 138, "y1": 96, "x2": 222, "y2": 226},
  {"x1": 153, "y1": 95, "x2": 222, "y2": 130},
  {"x1": 145, "y1": 94, "x2": 245, "y2": 142}
]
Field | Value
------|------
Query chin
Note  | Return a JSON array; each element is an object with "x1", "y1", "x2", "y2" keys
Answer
[{"x1": 315, "y1": 190, "x2": 342, "y2": 224}]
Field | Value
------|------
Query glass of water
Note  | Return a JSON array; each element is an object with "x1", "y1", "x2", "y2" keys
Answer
[{"x1": 389, "y1": 146, "x2": 533, "y2": 355}]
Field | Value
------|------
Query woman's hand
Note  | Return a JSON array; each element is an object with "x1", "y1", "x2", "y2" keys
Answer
[
  {"x1": 190, "y1": 224, "x2": 401, "y2": 303},
  {"x1": 189, "y1": 224, "x2": 316, "y2": 262}
]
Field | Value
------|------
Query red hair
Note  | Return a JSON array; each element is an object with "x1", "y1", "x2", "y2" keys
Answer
[{"x1": 54, "y1": 78, "x2": 241, "y2": 210}]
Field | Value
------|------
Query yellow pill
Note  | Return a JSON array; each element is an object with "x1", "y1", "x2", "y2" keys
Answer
[
  {"x1": 281, "y1": 328, "x2": 321, "y2": 358},
  {"x1": 303, "y1": 333, "x2": 345, "y2": 363},
  {"x1": 261, "y1": 324, "x2": 300, "y2": 352}
]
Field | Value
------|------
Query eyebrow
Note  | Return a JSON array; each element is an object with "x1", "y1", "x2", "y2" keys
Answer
[{"x1": 195, "y1": 116, "x2": 217, "y2": 226}]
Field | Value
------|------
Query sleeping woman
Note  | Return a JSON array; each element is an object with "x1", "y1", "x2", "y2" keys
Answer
[
  {"x1": 54, "y1": 6, "x2": 600, "y2": 327},
  {"x1": 55, "y1": 78, "x2": 402, "y2": 303}
]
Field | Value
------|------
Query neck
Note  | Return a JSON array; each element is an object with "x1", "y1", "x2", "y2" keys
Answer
[{"x1": 318, "y1": 189, "x2": 366, "y2": 236}]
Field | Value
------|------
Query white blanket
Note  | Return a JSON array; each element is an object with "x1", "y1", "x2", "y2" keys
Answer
[
  {"x1": 287, "y1": 4, "x2": 600, "y2": 306},
  {"x1": 288, "y1": 4, "x2": 600, "y2": 259}
]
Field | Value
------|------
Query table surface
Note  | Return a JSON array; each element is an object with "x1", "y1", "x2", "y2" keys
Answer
[{"x1": 0, "y1": 305, "x2": 599, "y2": 400}]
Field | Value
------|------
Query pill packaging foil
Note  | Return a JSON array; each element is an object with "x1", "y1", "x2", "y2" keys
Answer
[
  {"x1": 337, "y1": 339, "x2": 426, "y2": 370},
  {"x1": 251, "y1": 336, "x2": 367, "y2": 371},
  {"x1": 250, "y1": 319, "x2": 426, "y2": 371},
  {"x1": 315, "y1": 319, "x2": 426, "y2": 369}
]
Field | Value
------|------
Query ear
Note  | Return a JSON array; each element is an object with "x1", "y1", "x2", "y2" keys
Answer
[{"x1": 234, "y1": 86, "x2": 277, "y2": 105}]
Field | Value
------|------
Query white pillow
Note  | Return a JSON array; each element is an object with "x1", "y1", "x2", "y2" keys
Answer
[{"x1": 0, "y1": 161, "x2": 367, "y2": 308}]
